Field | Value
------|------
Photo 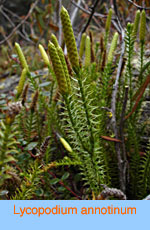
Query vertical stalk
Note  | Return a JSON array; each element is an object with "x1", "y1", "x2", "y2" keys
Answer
[
  {"x1": 64, "y1": 95, "x2": 89, "y2": 153},
  {"x1": 77, "y1": 71, "x2": 94, "y2": 153},
  {"x1": 139, "y1": 41, "x2": 145, "y2": 84}
]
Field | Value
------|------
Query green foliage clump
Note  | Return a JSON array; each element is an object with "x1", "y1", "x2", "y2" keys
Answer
[{"x1": 0, "y1": 7, "x2": 150, "y2": 200}]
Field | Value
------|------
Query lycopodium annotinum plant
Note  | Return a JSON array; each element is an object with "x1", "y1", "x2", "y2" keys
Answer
[
  {"x1": 46, "y1": 6, "x2": 113, "y2": 196},
  {"x1": 0, "y1": 102, "x2": 22, "y2": 196}
]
